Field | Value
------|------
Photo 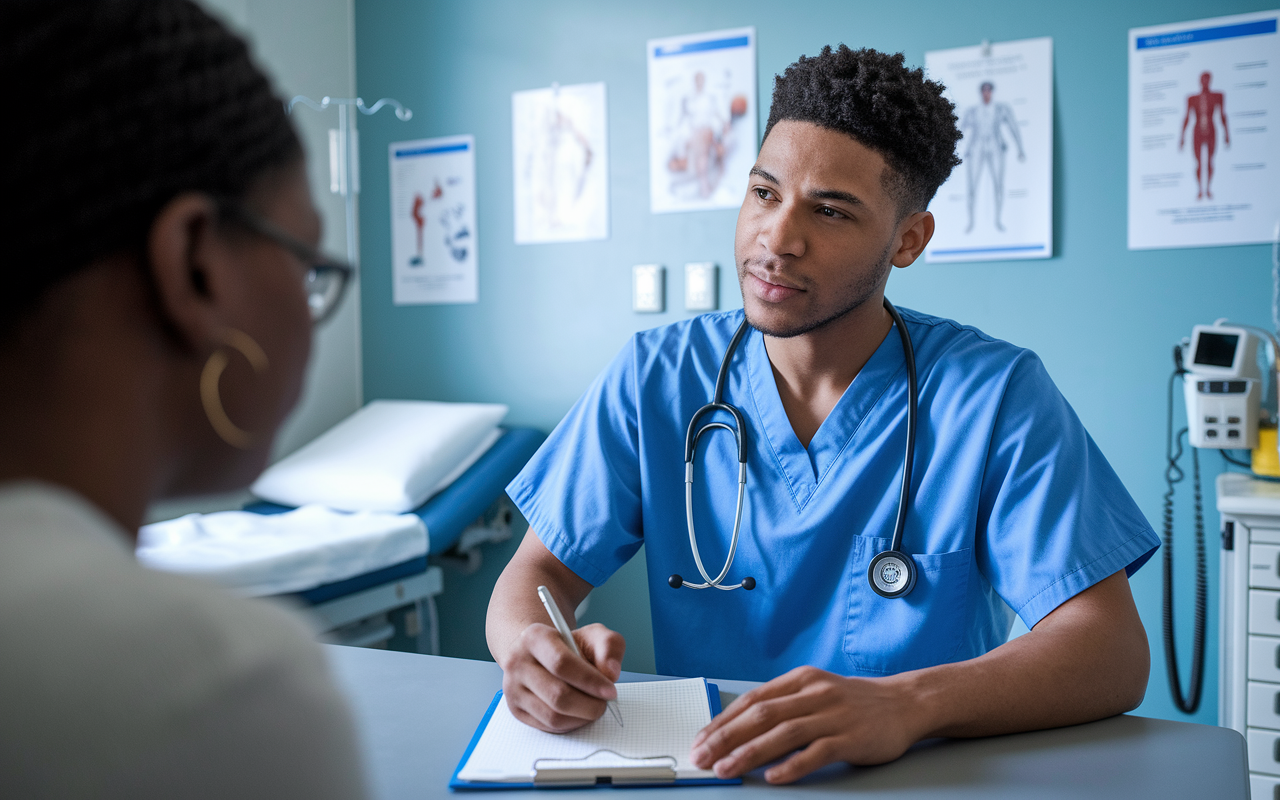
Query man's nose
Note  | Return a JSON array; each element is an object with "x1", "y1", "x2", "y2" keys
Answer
[{"x1": 758, "y1": 203, "x2": 806, "y2": 259}]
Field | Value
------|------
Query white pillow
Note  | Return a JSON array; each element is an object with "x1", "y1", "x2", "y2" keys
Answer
[{"x1": 251, "y1": 400, "x2": 508, "y2": 513}]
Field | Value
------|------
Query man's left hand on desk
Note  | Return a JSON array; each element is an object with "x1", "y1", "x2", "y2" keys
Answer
[{"x1": 689, "y1": 665, "x2": 920, "y2": 784}]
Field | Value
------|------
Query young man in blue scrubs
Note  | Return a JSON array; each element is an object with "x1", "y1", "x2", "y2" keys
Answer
[{"x1": 488, "y1": 45, "x2": 1158, "y2": 785}]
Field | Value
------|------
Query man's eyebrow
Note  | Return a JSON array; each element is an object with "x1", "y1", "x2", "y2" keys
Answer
[
  {"x1": 810, "y1": 188, "x2": 863, "y2": 206},
  {"x1": 749, "y1": 166, "x2": 779, "y2": 183}
]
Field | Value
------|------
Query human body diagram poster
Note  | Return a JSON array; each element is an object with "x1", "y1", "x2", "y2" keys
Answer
[
  {"x1": 924, "y1": 37, "x2": 1054, "y2": 263},
  {"x1": 388, "y1": 135, "x2": 478, "y2": 305},
  {"x1": 1128, "y1": 11, "x2": 1280, "y2": 250},
  {"x1": 512, "y1": 82, "x2": 608, "y2": 244},
  {"x1": 647, "y1": 27, "x2": 757, "y2": 214}
]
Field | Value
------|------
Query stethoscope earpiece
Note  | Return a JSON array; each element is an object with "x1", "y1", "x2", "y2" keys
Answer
[{"x1": 668, "y1": 574, "x2": 683, "y2": 589}]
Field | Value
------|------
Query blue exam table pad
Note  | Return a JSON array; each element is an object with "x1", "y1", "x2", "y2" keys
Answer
[{"x1": 245, "y1": 427, "x2": 546, "y2": 605}]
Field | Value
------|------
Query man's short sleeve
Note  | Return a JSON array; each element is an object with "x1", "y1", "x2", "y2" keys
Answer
[
  {"x1": 507, "y1": 339, "x2": 644, "y2": 586},
  {"x1": 977, "y1": 353, "x2": 1159, "y2": 629}
]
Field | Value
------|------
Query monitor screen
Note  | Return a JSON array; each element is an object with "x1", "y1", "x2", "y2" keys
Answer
[{"x1": 1193, "y1": 332, "x2": 1239, "y2": 368}]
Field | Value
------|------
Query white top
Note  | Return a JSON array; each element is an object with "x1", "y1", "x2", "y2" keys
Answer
[
  {"x1": 1217, "y1": 472, "x2": 1280, "y2": 517},
  {"x1": 0, "y1": 482, "x2": 368, "y2": 799}
]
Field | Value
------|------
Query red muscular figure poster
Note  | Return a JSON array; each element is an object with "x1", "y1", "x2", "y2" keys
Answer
[{"x1": 1129, "y1": 11, "x2": 1280, "y2": 249}]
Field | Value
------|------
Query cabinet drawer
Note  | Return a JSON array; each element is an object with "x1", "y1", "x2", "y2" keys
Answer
[
  {"x1": 1251, "y1": 637, "x2": 1280, "y2": 683},
  {"x1": 1254, "y1": 773, "x2": 1280, "y2": 800},
  {"x1": 1254, "y1": 591, "x2": 1280, "y2": 636},
  {"x1": 1253, "y1": 545, "x2": 1280, "y2": 589},
  {"x1": 1252, "y1": 728, "x2": 1280, "y2": 776},
  {"x1": 1249, "y1": 682, "x2": 1280, "y2": 729}
]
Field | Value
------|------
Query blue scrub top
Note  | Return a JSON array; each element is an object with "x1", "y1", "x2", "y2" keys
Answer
[{"x1": 507, "y1": 308, "x2": 1158, "y2": 682}]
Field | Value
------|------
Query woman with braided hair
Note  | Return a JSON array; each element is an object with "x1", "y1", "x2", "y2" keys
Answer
[{"x1": 0, "y1": 1, "x2": 367, "y2": 796}]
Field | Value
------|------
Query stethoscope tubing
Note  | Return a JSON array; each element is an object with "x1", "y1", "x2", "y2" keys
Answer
[{"x1": 675, "y1": 297, "x2": 918, "y2": 596}]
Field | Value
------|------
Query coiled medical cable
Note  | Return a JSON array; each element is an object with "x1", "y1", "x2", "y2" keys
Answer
[{"x1": 1162, "y1": 347, "x2": 1206, "y2": 714}]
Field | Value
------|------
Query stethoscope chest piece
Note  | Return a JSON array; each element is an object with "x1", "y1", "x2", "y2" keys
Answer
[{"x1": 868, "y1": 550, "x2": 917, "y2": 598}]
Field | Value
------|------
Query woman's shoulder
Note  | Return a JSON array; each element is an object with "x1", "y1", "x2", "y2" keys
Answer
[{"x1": 0, "y1": 482, "x2": 364, "y2": 797}]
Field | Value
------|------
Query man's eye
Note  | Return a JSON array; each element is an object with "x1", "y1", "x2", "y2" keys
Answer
[{"x1": 754, "y1": 187, "x2": 773, "y2": 200}]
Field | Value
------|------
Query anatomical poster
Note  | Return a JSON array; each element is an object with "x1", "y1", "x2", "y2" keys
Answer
[
  {"x1": 512, "y1": 82, "x2": 609, "y2": 244},
  {"x1": 924, "y1": 37, "x2": 1054, "y2": 263},
  {"x1": 1129, "y1": 10, "x2": 1280, "y2": 250},
  {"x1": 647, "y1": 27, "x2": 757, "y2": 214},
  {"x1": 388, "y1": 135, "x2": 478, "y2": 304}
]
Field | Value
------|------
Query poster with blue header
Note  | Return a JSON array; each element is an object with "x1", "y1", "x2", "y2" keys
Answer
[
  {"x1": 647, "y1": 27, "x2": 757, "y2": 214},
  {"x1": 1129, "y1": 10, "x2": 1280, "y2": 250},
  {"x1": 389, "y1": 135, "x2": 478, "y2": 304}
]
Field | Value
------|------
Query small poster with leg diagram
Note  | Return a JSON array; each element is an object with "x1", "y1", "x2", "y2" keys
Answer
[
  {"x1": 389, "y1": 135, "x2": 478, "y2": 305},
  {"x1": 512, "y1": 82, "x2": 609, "y2": 244},
  {"x1": 924, "y1": 37, "x2": 1054, "y2": 263},
  {"x1": 1129, "y1": 11, "x2": 1280, "y2": 249}
]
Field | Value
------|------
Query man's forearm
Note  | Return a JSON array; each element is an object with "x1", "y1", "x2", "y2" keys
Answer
[
  {"x1": 485, "y1": 531, "x2": 593, "y2": 665},
  {"x1": 893, "y1": 570, "x2": 1149, "y2": 741}
]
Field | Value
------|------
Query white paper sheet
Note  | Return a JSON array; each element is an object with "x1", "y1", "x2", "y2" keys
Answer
[
  {"x1": 457, "y1": 678, "x2": 716, "y2": 783},
  {"x1": 513, "y1": 82, "x2": 609, "y2": 244},
  {"x1": 1128, "y1": 11, "x2": 1280, "y2": 250},
  {"x1": 388, "y1": 135, "x2": 478, "y2": 304},
  {"x1": 925, "y1": 37, "x2": 1054, "y2": 263},
  {"x1": 647, "y1": 27, "x2": 757, "y2": 214}
]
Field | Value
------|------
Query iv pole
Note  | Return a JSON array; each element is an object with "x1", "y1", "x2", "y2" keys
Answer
[{"x1": 287, "y1": 95, "x2": 413, "y2": 268}]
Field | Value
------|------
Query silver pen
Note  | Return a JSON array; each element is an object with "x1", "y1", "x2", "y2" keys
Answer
[{"x1": 536, "y1": 585, "x2": 623, "y2": 727}]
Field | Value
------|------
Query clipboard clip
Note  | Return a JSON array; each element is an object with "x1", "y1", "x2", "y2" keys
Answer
[
  {"x1": 980, "y1": 39, "x2": 993, "y2": 58},
  {"x1": 533, "y1": 750, "x2": 677, "y2": 786}
]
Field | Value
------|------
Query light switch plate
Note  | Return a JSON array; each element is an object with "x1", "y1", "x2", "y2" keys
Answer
[
  {"x1": 633, "y1": 264, "x2": 665, "y2": 313},
  {"x1": 685, "y1": 262, "x2": 718, "y2": 311}
]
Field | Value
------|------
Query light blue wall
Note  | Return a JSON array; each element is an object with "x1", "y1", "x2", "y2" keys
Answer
[{"x1": 355, "y1": 0, "x2": 1274, "y2": 725}]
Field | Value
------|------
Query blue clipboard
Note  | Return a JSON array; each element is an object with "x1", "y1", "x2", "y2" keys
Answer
[{"x1": 449, "y1": 680, "x2": 741, "y2": 790}]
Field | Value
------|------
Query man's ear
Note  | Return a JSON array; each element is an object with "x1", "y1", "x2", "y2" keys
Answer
[
  {"x1": 145, "y1": 193, "x2": 230, "y2": 352},
  {"x1": 890, "y1": 211, "x2": 935, "y2": 268}
]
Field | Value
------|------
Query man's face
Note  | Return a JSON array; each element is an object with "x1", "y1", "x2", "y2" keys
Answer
[{"x1": 734, "y1": 120, "x2": 902, "y2": 338}]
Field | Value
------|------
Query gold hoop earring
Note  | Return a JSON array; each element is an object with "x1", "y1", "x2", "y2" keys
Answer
[{"x1": 200, "y1": 328, "x2": 270, "y2": 450}]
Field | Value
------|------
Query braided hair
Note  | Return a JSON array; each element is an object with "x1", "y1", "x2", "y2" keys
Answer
[
  {"x1": 764, "y1": 45, "x2": 961, "y2": 215},
  {"x1": 0, "y1": 0, "x2": 302, "y2": 331}
]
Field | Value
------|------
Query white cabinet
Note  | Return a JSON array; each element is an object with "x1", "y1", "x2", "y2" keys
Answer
[{"x1": 1219, "y1": 473, "x2": 1280, "y2": 789}]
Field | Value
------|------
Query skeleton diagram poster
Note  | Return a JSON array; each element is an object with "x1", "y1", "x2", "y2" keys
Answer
[
  {"x1": 924, "y1": 37, "x2": 1053, "y2": 263},
  {"x1": 1128, "y1": 11, "x2": 1280, "y2": 250},
  {"x1": 647, "y1": 27, "x2": 757, "y2": 214},
  {"x1": 388, "y1": 135, "x2": 478, "y2": 305},
  {"x1": 512, "y1": 82, "x2": 609, "y2": 244}
]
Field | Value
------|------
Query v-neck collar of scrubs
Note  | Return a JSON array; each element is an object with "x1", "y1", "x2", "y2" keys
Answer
[{"x1": 744, "y1": 320, "x2": 906, "y2": 511}]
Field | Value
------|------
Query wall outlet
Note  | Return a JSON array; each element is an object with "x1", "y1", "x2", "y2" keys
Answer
[
  {"x1": 633, "y1": 264, "x2": 665, "y2": 313},
  {"x1": 685, "y1": 262, "x2": 718, "y2": 311}
]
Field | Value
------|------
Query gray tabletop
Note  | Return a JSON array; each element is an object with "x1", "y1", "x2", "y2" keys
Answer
[{"x1": 325, "y1": 645, "x2": 1247, "y2": 799}]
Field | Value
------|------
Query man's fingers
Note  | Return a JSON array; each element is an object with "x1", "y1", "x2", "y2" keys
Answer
[
  {"x1": 693, "y1": 666, "x2": 823, "y2": 747},
  {"x1": 691, "y1": 689, "x2": 826, "y2": 770},
  {"x1": 705, "y1": 712, "x2": 826, "y2": 779},
  {"x1": 526, "y1": 624, "x2": 617, "y2": 700},
  {"x1": 505, "y1": 677, "x2": 600, "y2": 733},
  {"x1": 575, "y1": 623, "x2": 625, "y2": 682},
  {"x1": 762, "y1": 737, "x2": 843, "y2": 785}
]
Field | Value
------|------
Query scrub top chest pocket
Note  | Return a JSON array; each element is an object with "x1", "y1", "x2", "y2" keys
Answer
[{"x1": 844, "y1": 536, "x2": 972, "y2": 675}]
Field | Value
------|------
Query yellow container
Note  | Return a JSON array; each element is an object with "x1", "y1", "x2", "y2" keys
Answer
[{"x1": 1256, "y1": 426, "x2": 1280, "y2": 478}]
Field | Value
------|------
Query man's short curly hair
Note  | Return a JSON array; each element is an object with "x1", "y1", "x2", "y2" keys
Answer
[{"x1": 763, "y1": 45, "x2": 961, "y2": 215}]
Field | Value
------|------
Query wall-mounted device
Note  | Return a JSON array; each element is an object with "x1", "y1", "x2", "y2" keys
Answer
[
  {"x1": 684, "y1": 262, "x2": 718, "y2": 312},
  {"x1": 633, "y1": 264, "x2": 665, "y2": 313},
  {"x1": 1182, "y1": 321, "x2": 1262, "y2": 449}
]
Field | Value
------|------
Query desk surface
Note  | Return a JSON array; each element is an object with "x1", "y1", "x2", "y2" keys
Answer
[{"x1": 326, "y1": 645, "x2": 1247, "y2": 799}]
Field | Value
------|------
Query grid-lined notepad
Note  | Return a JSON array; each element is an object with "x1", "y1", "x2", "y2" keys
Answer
[{"x1": 455, "y1": 677, "x2": 719, "y2": 784}]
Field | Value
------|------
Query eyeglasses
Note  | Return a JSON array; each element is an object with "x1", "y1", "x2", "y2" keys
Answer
[{"x1": 216, "y1": 199, "x2": 355, "y2": 325}]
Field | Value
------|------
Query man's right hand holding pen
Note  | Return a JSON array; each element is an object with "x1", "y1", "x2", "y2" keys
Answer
[{"x1": 486, "y1": 533, "x2": 627, "y2": 733}]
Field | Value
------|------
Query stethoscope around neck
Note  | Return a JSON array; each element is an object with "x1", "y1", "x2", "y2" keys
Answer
[{"x1": 668, "y1": 297, "x2": 920, "y2": 599}]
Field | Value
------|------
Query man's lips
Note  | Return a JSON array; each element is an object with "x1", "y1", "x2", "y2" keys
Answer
[{"x1": 745, "y1": 271, "x2": 803, "y2": 303}]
